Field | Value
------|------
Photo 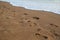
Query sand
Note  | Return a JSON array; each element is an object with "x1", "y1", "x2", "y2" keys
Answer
[{"x1": 0, "y1": 1, "x2": 60, "y2": 40}]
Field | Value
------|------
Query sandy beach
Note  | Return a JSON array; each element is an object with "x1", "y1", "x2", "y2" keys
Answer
[{"x1": 0, "y1": 1, "x2": 60, "y2": 40}]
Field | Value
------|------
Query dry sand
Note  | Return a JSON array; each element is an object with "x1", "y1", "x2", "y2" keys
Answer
[{"x1": 0, "y1": 1, "x2": 60, "y2": 40}]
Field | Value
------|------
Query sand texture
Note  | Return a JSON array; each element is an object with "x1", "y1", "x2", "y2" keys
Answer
[{"x1": 0, "y1": 1, "x2": 60, "y2": 40}]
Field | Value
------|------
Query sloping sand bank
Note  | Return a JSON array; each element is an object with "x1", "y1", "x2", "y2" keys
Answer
[{"x1": 0, "y1": 1, "x2": 60, "y2": 40}]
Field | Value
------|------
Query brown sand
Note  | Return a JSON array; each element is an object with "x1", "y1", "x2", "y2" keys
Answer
[{"x1": 0, "y1": 1, "x2": 60, "y2": 40}]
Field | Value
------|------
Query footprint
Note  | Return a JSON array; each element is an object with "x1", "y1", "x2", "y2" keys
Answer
[
  {"x1": 43, "y1": 35, "x2": 48, "y2": 39},
  {"x1": 35, "y1": 33, "x2": 40, "y2": 36},
  {"x1": 32, "y1": 16, "x2": 40, "y2": 20},
  {"x1": 37, "y1": 28, "x2": 41, "y2": 31},
  {"x1": 50, "y1": 24, "x2": 59, "y2": 27},
  {"x1": 24, "y1": 13, "x2": 28, "y2": 15}
]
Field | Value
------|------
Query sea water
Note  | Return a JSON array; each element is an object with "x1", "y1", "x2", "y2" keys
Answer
[{"x1": 0, "y1": 0, "x2": 60, "y2": 14}]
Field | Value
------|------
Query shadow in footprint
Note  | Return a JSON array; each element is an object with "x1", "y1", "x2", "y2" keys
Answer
[
  {"x1": 43, "y1": 36, "x2": 48, "y2": 39},
  {"x1": 24, "y1": 13, "x2": 28, "y2": 15},
  {"x1": 32, "y1": 16, "x2": 40, "y2": 20}
]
